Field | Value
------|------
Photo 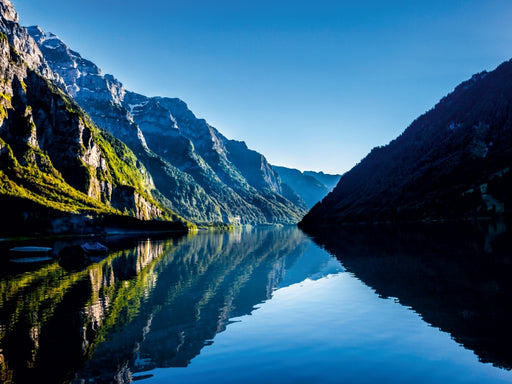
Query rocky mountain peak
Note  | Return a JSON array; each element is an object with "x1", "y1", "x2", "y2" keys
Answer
[
  {"x1": 0, "y1": 0, "x2": 18, "y2": 23},
  {"x1": 26, "y1": 26, "x2": 64, "y2": 50},
  {"x1": 28, "y1": 26, "x2": 130, "y2": 111},
  {"x1": 26, "y1": 26, "x2": 144, "y2": 149},
  {"x1": 27, "y1": 25, "x2": 102, "y2": 97},
  {"x1": 0, "y1": 1, "x2": 178, "y2": 228},
  {"x1": 154, "y1": 97, "x2": 196, "y2": 121},
  {"x1": 0, "y1": 16, "x2": 60, "y2": 85},
  {"x1": 27, "y1": 24, "x2": 307, "y2": 224}
]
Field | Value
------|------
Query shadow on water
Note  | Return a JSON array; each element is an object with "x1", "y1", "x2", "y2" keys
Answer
[
  {"x1": 0, "y1": 227, "x2": 333, "y2": 383},
  {"x1": 308, "y1": 219, "x2": 512, "y2": 370}
]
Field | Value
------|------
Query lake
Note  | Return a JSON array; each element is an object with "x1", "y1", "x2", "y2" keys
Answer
[{"x1": 1, "y1": 223, "x2": 511, "y2": 383}]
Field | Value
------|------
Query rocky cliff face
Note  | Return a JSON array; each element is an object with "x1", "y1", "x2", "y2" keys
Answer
[
  {"x1": 28, "y1": 25, "x2": 306, "y2": 225},
  {"x1": 125, "y1": 92, "x2": 306, "y2": 224},
  {"x1": 0, "y1": 1, "x2": 60, "y2": 84},
  {"x1": 26, "y1": 26, "x2": 143, "y2": 148},
  {"x1": 0, "y1": 1, "x2": 174, "y2": 229},
  {"x1": 300, "y1": 59, "x2": 512, "y2": 230}
]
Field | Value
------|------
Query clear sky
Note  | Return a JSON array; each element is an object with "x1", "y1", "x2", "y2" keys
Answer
[{"x1": 13, "y1": 0, "x2": 512, "y2": 174}]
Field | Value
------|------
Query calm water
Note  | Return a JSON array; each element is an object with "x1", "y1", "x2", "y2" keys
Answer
[{"x1": 0, "y1": 224, "x2": 511, "y2": 383}]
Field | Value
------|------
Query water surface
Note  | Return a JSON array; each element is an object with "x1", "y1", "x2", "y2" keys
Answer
[{"x1": 0, "y1": 224, "x2": 511, "y2": 383}]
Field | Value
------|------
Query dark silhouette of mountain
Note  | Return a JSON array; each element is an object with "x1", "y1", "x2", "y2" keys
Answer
[
  {"x1": 272, "y1": 165, "x2": 340, "y2": 208},
  {"x1": 300, "y1": 59, "x2": 512, "y2": 229},
  {"x1": 26, "y1": 26, "x2": 306, "y2": 225},
  {"x1": 308, "y1": 220, "x2": 512, "y2": 370}
]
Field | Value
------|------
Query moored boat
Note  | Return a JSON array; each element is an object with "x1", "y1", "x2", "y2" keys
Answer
[
  {"x1": 80, "y1": 242, "x2": 109, "y2": 255},
  {"x1": 10, "y1": 256, "x2": 53, "y2": 263},
  {"x1": 9, "y1": 246, "x2": 52, "y2": 253}
]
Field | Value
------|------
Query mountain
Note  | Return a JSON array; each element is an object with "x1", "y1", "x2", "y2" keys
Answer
[
  {"x1": 272, "y1": 165, "x2": 340, "y2": 208},
  {"x1": 300, "y1": 59, "x2": 512, "y2": 230},
  {"x1": 303, "y1": 170, "x2": 341, "y2": 191},
  {"x1": 123, "y1": 92, "x2": 306, "y2": 224},
  {"x1": 27, "y1": 26, "x2": 306, "y2": 225},
  {"x1": 0, "y1": 0, "x2": 190, "y2": 235}
]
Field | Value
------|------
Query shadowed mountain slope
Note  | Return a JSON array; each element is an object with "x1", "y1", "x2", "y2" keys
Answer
[{"x1": 301, "y1": 59, "x2": 512, "y2": 229}]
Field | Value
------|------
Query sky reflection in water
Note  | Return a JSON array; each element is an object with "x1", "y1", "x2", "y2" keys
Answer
[
  {"x1": 1, "y1": 224, "x2": 511, "y2": 384},
  {"x1": 141, "y1": 262, "x2": 511, "y2": 384}
]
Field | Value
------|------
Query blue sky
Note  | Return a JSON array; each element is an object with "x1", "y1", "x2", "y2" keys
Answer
[{"x1": 13, "y1": 0, "x2": 512, "y2": 174}]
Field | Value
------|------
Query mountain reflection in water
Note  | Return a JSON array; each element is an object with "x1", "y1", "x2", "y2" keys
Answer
[
  {"x1": 310, "y1": 220, "x2": 512, "y2": 371},
  {"x1": 0, "y1": 227, "x2": 339, "y2": 383},
  {"x1": 1, "y1": 223, "x2": 511, "y2": 383}
]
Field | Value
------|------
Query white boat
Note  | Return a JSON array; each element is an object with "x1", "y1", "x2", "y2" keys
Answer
[
  {"x1": 10, "y1": 256, "x2": 53, "y2": 263},
  {"x1": 9, "y1": 246, "x2": 52, "y2": 253},
  {"x1": 80, "y1": 242, "x2": 109, "y2": 255}
]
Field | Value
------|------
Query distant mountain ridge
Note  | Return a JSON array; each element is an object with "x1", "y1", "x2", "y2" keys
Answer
[
  {"x1": 272, "y1": 165, "x2": 341, "y2": 208},
  {"x1": 27, "y1": 25, "x2": 307, "y2": 225},
  {"x1": 300, "y1": 59, "x2": 512, "y2": 230},
  {"x1": 303, "y1": 170, "x2": 340, "y2": 191}
]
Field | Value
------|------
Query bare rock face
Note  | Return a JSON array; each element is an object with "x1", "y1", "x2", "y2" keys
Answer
[
  {"x1": 132, "y1": 95, "x2": 284, "y2": 194},
  {"x1": 0, "y1": 3, "x2": 168, "y2": 223},
  {"x1": 27, "y1": 26, "x2": 119, "y2": 101},
  {"x1": 124, "y1": 93, "x2": 307, "y2": 224},
  {"x1": 0, "y1": 4, "x2": 61, "y2": 85},
  {"x1": 27, "y1": 26, "x2": 143, "y2": 147},
  {"x1": 28, "y1": 24, "x2": 307, "y2": 224},
  {"x1": 125, "y1": 92, "x2": 307, "y2": 224},
  {"x1": 0, "y1": 0, "x2": 17, "y2": 23},
  {"x1": 111, "y1": 186, "x2": 163, "y2": 220}
]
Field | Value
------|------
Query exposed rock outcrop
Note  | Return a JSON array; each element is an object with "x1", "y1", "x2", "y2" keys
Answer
[
  {"x1": 0, "y1": 2, "x2": 186, "y2": 233},
  {"x1": 28, "y1": 25, "x2": 307, "y2": 225}
]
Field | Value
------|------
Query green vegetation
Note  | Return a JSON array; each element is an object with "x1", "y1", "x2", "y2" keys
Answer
[
  {"x1": 0, "y1": 138, "x2": 115, "y2": 214},
  {"x1": 198, "y1": 222, "x2": 236, "y2": 231},
  {"x1": 19, "y1": 79, "x2": 27, "y2": 92},
  {"x1": 53, "y1": 95, "x2": 182, "y2": 222},
  {"x1": 0, "y1": 136, "x2": 194, "y2": 234},
  {"x1": 92, "y1": 129, "x2": 147, "y2": 189},
  {"x1": 0, "y1": 93, "x2": 12, "y2": 103},
  {"x1": 0, "y1": 46, "x2": 193, "y2": 231},
  {"x1": 8, "y1": 43, "x2": 21, "y2": 63},
  {"x1": 93, "y1": 129, "x2": 194, "y2": 224},
  {"x1": 0, "y1": 105, "x2": 7, "y2": 121},
  {"x1": 0, "y1": 92, "x2": 12, "y2": 121},
  {"x1": 0, "y1": 71, "x2": 192, "y2": 230}
]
